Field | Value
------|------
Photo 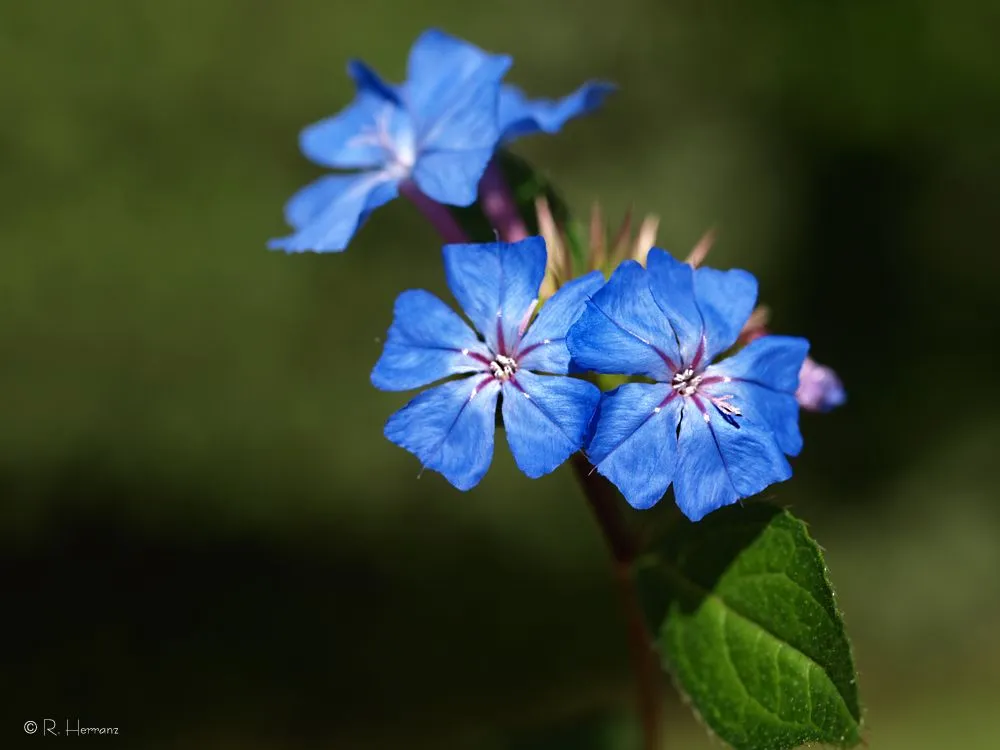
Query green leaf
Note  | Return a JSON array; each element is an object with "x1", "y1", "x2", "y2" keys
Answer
[
  {"x1": 449, "y1": 150, "x2": 587, "y2": 266},
  {"x1": 636, "y1": 504, "x2": 861, "y2": 750}
]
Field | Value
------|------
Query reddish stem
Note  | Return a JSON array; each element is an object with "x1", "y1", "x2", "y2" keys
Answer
[
  {"x1": 479, "y1": 158, "x2": 530, "y2": 242},
  {"x1": 399, "y1": 179, "x2": 470, "y2": 244},
  {"x1": 571, "y1": 454, "x2": 663, "y2": 750}
]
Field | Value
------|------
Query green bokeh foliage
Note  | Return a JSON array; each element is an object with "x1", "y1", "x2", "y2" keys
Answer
[{"x1": 1, "y1": 1, "x2": 999, "y2": 748}]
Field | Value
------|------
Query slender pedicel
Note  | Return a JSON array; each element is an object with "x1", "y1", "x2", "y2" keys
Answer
[
  {"x1": 479, "y1": 158, "x2": 529, "y2": 243},
  {"x1": 398, "y1": 179, "x2": 470, "y2": 244}
]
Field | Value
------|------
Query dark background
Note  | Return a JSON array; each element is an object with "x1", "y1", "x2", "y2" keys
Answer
[{"x1": 2, "y1": 1, "x2": 998, "y2": 747}]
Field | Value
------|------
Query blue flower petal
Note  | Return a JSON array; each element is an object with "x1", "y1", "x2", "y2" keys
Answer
[
  {"x1": 442, "y1": 238, "x2": 547, "y2": 352},
  {"x1": 673, "y1": 400, "x2": 792, "y2": 522},
  {"x1": 566, "y1": 261, "x2": 679, "y2": 381},
  {"x1": 644, "y1": 249, "x2": 704, "y2": 364},
  {"x1": 276, "y1": 173, "x2": 361, "y2": 231},
  {"x1": 371, "y1": 290, "x2": 492, "y2": 392},
  {"x1": 518, "y1": 271, "x2": 605, "y2": 373},
  {"x1": 501, "y1": 371, "x2": 601, "y2": 478},
  {"x1": 384, "y1": 376, "x2": 501, "y2": 490},
  {"x1": 713, "y1": 381, "x2": 803, "y2": 457},
  {"x1": 412, "y1": 147, "x2": 494, "y2": 206},
  {"x1": 646, "y1": 249, "x2": 759, "y2": 364},
  {"x1": 269, "y1": 172, "x2": 398, "y2": 253},
  {"x1": 300, "y1": 92, "x2": 410, "y2": 170},
  {"x1": 694, "y1": 265, "x2": 758, "y2": 358},
  {"x1": 499, "y1": 81, "x2": 616, "y2": 141},
  {"x1": 404, "y1": 29, "x2": 511, "y2": 152},
  {"x1": 347, "y1": 59, "x2": 402, "y2": 105},
  {"x1": 586, "y1": 383, "x2": 681, "y2": 510},
  {"x1": 702, "y1": 335, "x2": 809, "y2": 457},
  {"x1": 707, "y1": 335, "x2": 809, "y2": 393}
]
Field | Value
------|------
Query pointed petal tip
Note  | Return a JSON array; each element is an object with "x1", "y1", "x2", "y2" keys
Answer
[
  {"x1": 346, "y1": 58, "x2": 400, "y2": 103},
  {"x1": 442, "y1": 470, "x2": 484, "y2": 491},
  {"x1": 266, "y1": 237, "x2": 347, "y2": 254},
  {"x1": 414, "y1": 27, "x2": 447, "y2": 43},
  {"x1": 677, "y1": 496, "x2": 738, "y2": 523},
  {"x1": 345, "y1": 58, "x2": 365, "y2": 78},
  {"x1": 623, "y1": 486, "x2": 665, "y2": 511},
  {"x1": 588, "y1": 452, "x2": 668, "y2": 511},
  {"x1": 577, "y1": 80, "x2": 618, "y2": 107},
  {"x1": 370, "y1": 366, "x2": 402, "y2": 393}
]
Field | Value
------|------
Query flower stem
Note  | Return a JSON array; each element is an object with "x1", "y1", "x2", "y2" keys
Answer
[
  {"x1": 399, "y1": 179, "x2": 470, "y2": 244},
  {"x1": 479, "y1": 158, "x2": 530, "y2": 242},
  {"x1": 571, "y1": 454, "x2": 663, "y2": 750}
]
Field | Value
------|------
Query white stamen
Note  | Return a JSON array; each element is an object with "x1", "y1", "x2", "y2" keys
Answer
[
  {"x1": 519, "y1": 299, "x2": 539, "y2": 337},
  {"x1": 711, "y1": 394, "x2": 742, "y2": 417},
  {"x1": 672, "y1": 366, "x2": 743, "y2": 420},
  {"x1": 489, "y1": 354, "x2": 518, "y2": 381},
  {"x1": 345, "y1": 106, "x2": 415, "y2": 172},
  {"x1": 671, "y1": 367, "x2": 703, "y2": 397}
]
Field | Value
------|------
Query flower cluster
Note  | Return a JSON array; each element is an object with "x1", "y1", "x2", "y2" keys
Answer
[
  {"x1": 270, "y1": 29, "x2": 844, "y2": 522},
  {"x1": 373, "y1": 238, "x2": 807, "y2": 520}
]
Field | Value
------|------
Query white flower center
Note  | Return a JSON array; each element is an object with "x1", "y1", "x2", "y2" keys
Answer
[
  {"x1": 393, "y1": 131, "x2": 416, "y2": 170},
  {"x1": 672, "y1": 366, "x2": 743, "y2": 420},
  {"x1": 348, "y1": 106, "x2": 417, "y2": 175},
  {"x1": 489, "y1": 354, "x2": 518, "y2": 381},
  {"x1": 671, "y1": 367, "x2": 702, "y2": 397}
]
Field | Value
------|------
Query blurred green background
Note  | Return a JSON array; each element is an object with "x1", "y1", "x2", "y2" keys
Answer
[{"x1": 2, "y1": 0, "x2": 999, "y2": 747}]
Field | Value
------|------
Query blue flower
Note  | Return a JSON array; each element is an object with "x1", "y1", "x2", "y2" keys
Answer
[
  {"x1": 567, "y1": 250, "x2": 809, "y2": 521},
  {"x1": 372, "y1": 237, "x2": 603, "y2": 490},
  {"x1": 270, "y1": 30, "x2": 510, "y2": 253},
  {"x1": 270, "y1": 30, "x2": 614, "y2": 253}
]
